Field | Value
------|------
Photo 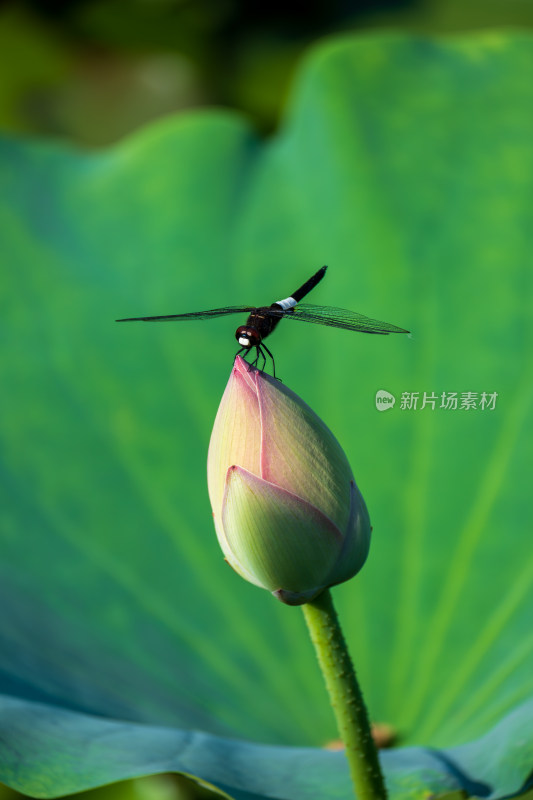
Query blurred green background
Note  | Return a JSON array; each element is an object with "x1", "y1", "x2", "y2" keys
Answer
[
  {"x1": 3, "y1": 0, "x2": 533, "y2": 147},
  {"x1": 2, "y1": 2, "x2": 533, "y2": 800}
]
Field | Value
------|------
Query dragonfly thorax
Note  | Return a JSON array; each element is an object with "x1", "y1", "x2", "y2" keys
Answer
[
  {"x1": 236, "y1": 306, "x2": 284, "y2": 348},
  {"x1": 235, "y1": 325, "x2": 262, "y2": 349}
]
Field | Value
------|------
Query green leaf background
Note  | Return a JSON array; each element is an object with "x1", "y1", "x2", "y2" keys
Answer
[{"x1": 1, "y1": 31, "x2": 532, "y2": 799}]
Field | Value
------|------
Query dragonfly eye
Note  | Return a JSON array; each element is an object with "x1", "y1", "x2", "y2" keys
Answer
[{"x1": 236, "y1": 325, "x2": 260, "y2": 348}]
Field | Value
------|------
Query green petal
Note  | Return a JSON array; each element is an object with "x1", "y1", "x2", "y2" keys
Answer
[
  {"x1": 222, "y1": 466, "x2": 343, "y2": 598},
  {"x1": 327, "y1": 480, "x2": 372, "y2": 587}
]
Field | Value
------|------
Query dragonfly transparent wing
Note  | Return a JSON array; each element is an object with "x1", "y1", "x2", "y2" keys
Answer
[
  {"x1": 267, "y1": 303, "x2": 409, "y2": 335},
  {"x1": 116, "y1": 306, "x2": 254, "y2": 323}
]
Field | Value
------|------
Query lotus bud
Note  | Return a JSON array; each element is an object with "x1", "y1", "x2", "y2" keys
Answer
[{"x1": 207, "y1": 356, "x2": 371, "y2": 605}]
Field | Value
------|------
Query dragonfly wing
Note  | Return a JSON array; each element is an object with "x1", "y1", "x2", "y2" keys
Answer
[
  {"x1": 269, "y1": 303, "x2": 409, "y2": 335},
  {"x1": 116, "y1": 306, "x2": 254, "y2": 322}
]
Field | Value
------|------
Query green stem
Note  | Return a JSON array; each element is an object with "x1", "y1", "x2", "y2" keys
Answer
[{"x1": 301, "y1": 589, "x2": 387, "y2": 800}]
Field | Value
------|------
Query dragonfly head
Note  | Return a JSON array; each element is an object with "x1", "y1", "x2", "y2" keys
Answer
[{"x1": 235, "y1": 325, "x2": 261, "y2": 349}]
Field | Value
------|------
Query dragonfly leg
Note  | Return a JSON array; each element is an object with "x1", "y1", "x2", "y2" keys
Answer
[
  {"x1": 236, "y1": 346, "x2": 260, "y2": 374},
  {"x1": 235, "y1": 343, "x2": 280, "y2": 381},
  {"x1": 236, "y1": 346, "x2": 255, "y2": 370},
  {"x1": 258, "y1": 346, "x2": 267, "y2": 373},
  {"x1": 260, "y1": 342, "x2": 278, "y2": 380}
]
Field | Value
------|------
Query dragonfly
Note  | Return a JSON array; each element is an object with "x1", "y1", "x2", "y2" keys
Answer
[{"x1": 116, "y1": 266, "x2": 409, "y2": 377}]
